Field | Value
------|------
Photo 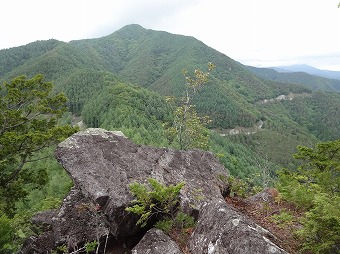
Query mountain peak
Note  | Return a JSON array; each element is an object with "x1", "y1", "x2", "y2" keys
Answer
[
  {"x1": 119, "y1": 23, "x2": 146, "y2": 31},
  {"x1": 112, "y1": 24, "x2": 147, "y2": 37}
]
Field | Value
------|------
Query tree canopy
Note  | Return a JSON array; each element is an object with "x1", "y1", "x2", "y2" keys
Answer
[
  {"x1": 166, "y1": 63, "x2": 215, "y2": 150},
  {"x1": 277, "y1": 140, "x2": 340, "y2": 253},
  {"x1": 0, "y1": 74, "x2": 77, "y2": 216}
]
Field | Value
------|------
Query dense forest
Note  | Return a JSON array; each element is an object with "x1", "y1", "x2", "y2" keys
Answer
[{"x1": 0, "y1": 24, "x2": 339, "y2": 253}]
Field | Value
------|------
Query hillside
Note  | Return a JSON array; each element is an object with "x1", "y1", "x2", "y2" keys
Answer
[
  {"x1": 272, "y1": 64, "x2": 340, "y2": 80},
  {"x1": 0, "y1": 25, "x2": 311, "y2": 129},
  {"x1": 1, "y1": 24, "x2": 339, "y2": 174},
  {"x1": 247, "y1": 65, "x2": 340, "y2": 92}
]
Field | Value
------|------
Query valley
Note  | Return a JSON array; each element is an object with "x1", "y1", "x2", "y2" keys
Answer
[
  {"x1": 1, "y1": 24, "x2": 339, "y2": 253},
  {"x1": 1, "y1": 23, "x2": 339, "y2": 179},
  {"x1": 1, "y1": 24, "x2": 339, "y2": 178}
]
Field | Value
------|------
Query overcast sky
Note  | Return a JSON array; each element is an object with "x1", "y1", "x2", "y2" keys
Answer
[{"x1": 1, "y1": 0, "x2": 340, "y2": 70}]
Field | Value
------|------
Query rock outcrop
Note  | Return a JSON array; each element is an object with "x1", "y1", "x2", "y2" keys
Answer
[
  {"x1": 132, "y1": 228, "x2": 183, "y2": 254},
  {"x1": 21, "y1": 128, "x2": 288, "y2": 253}
]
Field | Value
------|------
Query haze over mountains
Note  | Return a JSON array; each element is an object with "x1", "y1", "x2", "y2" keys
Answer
[
  {"x1": 1, "y1": 24, "x2": 339, "y2": 176},
  {"x1": 247, "y1": 65, "x2": 340, "y2": 93},
  {"x1": 271, "y1": 64, "x2": 340, "y2": 80}
]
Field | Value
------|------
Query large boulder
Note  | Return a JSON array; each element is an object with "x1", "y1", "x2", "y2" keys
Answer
[{"x1": 21, "y1": 128, "x2": 288, "y2": 253}]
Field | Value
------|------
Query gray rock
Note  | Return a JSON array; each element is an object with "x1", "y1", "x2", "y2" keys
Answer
[
  {"x1": 20, "y1": 187, "x2": 109, "y2": 253},
  {"x1": 189, "y1": 198, "x2": 287, "y2": 254},
  {"x1": 21, "y1": 128, "x2": 289, "y2": 253},
  {"x1": 132, "y1": 228, "x2": 183, "y2": 254},
  {"x1": 55, "y1": 128, "x2": 228, "y2": 239}
]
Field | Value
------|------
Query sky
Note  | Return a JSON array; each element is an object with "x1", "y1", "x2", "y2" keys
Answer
[{"x1": 1, "y1": 0, "x2": 340, "y2": 70}]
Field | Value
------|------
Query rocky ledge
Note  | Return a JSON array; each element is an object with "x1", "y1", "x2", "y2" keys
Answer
[{"x1": 20, "y1": 128, "x2": 288, "y2": 254}]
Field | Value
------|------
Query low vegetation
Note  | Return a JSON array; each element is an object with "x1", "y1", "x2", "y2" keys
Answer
[
  {"x1": 126, "y1": 178, "x2": 195, "y2": 251},
  {"x1": 277, "y1": 140, "x2": 340, "y2": 253}
]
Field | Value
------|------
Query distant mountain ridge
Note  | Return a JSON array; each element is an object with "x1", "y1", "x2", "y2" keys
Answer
[
  {"x1": 247, "y1": 65, "x2": 340, "y2": 93},
  {"x1": 271, "y1": 64, "x2": 340, "y2": 80}
]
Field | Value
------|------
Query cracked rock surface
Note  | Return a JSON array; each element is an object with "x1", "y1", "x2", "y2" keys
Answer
[{"x1": 21, "y1": 128, "x2": 288, "y2": 253}]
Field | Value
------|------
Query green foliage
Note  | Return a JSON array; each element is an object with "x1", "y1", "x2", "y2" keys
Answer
[
  {"x1": 277, "y1": 140, "x2": 340, "y2": 253},
  {"x1": 218, "y1": 174, "x2": 261, "y2": 198},
  {"x1": 126, "y1": 178, "x2": 185, "y2": 227},
  {"x1": 173, "y1": 210, "x2": 195, "y2": 229},
  {"x1": 283, "y1": 91, "x2": 340, "y2": 140},
  {"x1": 167, "y1": 105, "x2": 210, "y2": 150},
  {"x1": 0, "y1": 100, "x2": 74, "y2": 252},
  {"x1": 0, "y1": 213, "x2": 15, "y2": 253},
  {"x1": 0, "y1": 116, "x2": 74, "y2": 252},
  {"x1": 1, "y1": 24, "x2": 336, "y2": 164},
  {"x1": 0, "y1": 211, "x2": 36, "y2": 253},
  {"x1": 194, "y1": 80, "x2": 261, "y2": 129},
  {"x1": 278, "y1": 140, "x2": 340, "y2": 207},
  {"x1": 166, "y1": 63, "x2": 214, "y2": 150},
  {"x1": 154, "y1": 219, "x2": 174, "y2": 233},
  {"x1": 56, "y1": 244, "x2": 68, "y2": 253},
  {"x1": 82, "y1": 82, "x2": 172, "y2": 147},
  {"x1": 219, "y1": 175, "x2": 247, "y2": 198},
  {"x1": 15, "y1": 147, "x2": 73, "y2": 213},
  {"x1": 269, "y1": 210, "x2": 294, "y2": 229},
  {"x1": 126, "y1": 178, "x2": 195, "y2": 250},
  {"x1": 277, "y1": 169, "x2": 316, "y2": 209},
  {"x1": 53, "y1": 239, "x2": 99, "y2": 254},
  {"x1": 1, "y1": 24, "x2": 339, "y2": 253},
  {"x1": 230, "y1": 99, "x2": 319, "y2": 170},
  {"x1": 155, "y1": 211, "x2": 195, "y2": 234},
  {"x1": 84, "y1": 240, "x2": 98, "y2": 253},
  {"x1": 0, "y1": 74, "x2": 77, "y2": 216},
  {"x1": 297, "y1": 194, "x2": 340, "y2": 254},
  {"x1": 61, "y1": 69, "x2": 120, "y2": 115},
  {"x1": 77, "y1": 70, "x2": 277, "y2": 182},
  {"x1": 0, "y1": 39, "x2": 62, "y2": 78}
]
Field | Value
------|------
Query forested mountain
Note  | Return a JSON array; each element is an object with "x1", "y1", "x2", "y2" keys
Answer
[
  {"x1": 1, "y1": 24, "x2": 339, "y2": 174},
  {"x1": 272, "y1": 64, "x2": 340, "y2": 80},
  {"x1": 0, "y1": 39, "x2": 62, "y2": 76},
  {"x1": 2, "y1": 24, "x2": 340, "y2": 254},
  {"x1": 247, "y1": 65, "x2": 340, "y2": 92}
]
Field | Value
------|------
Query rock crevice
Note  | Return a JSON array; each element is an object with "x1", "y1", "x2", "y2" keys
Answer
[{"x1": 21, "y1": 128, "x2": 288, "y2": 254}]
